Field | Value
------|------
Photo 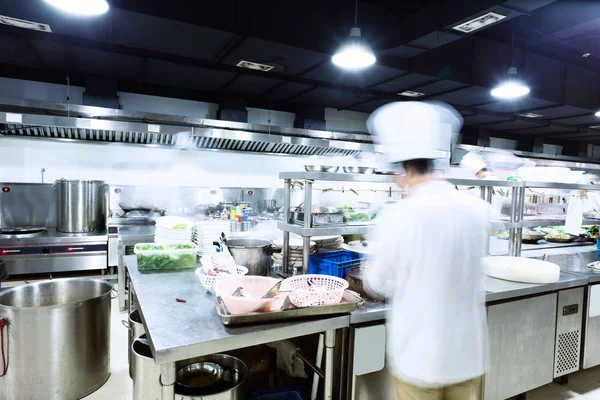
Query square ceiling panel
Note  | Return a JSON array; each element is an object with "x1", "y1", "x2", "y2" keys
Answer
[
  {"x1": 30, "y1": 39, "x2": 69, "y2": 71},
  {"x1": 263, "y1": 82, "x2": 313, "y2": 102},
  {"x1": 111, "y1": 9, "x2": 235, "y2": 61},
  {"x1": 225, "y1": 74, "x2": 283, "y2": 97},
  {"x1": 554, "y1": 113, "x2": 599, "y2": 126},
  {"x1": 378, "y1": 45, "x2": 426, "y2": 58},
  {"x1": 301, "y1": 63, "x2": 403, "y2": 88},
  {"x1": 515, "y1": 125, "x2": 578, "y2": 135},
  {"x1": 0, "y1": 36, "x2": 41, "y2": 68},
  {"x1": 290, "y1": 87, "x2": 371, "y2": 109},
  {"x1": 430, "y1": 86, "x2": 496, "y2": 107},
  {"x1": 480, "y1": 98, "x2": 557, "y2": 114},
  {"x1": 488, "y1": 119, "x2": 544, "y2": 131},
  {"x1": 70, "y1": 47, "x2": 144, "y2": 81},
  {"x1": 143, "y1": 60, "x2": 235, "y2": 91},
  {"x1": 371, "y1": 73, "x2": 434, "y2": 93},
  {"x1": 463, "y1": 114, "x2": 513, "y2": 126},
  {"x1": 408, "y1": 31, "x2": 462, "y2": 50},
  {"x1": 535, "y1": 105, "x2": 593, "y2": 120},
  {"x1": 412, "y1": 80, "x2": 468, "y2": 96},
  {"x1": 346, "y1": 98, "x2": 391, "y2": 113},
  {"x1": 222, "y1": 38, "x2": 329, "y2": 76}
]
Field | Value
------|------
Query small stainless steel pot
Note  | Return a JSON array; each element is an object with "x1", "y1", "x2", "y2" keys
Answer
[{"x1": 226, "y1": 238, "x2": 281, "y2": 276}]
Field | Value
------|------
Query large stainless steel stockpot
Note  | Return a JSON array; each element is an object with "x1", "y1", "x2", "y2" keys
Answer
[
  {"x1": 0, "y1": 278, "x2": 113, "y2": 399},
  {"x1": 55, "y1": 179, "x2": 107, "y2": 233}
]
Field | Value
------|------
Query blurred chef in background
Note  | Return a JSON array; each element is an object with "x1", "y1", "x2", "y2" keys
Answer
[
  {"x1": 364, "y1": 101, "x2": 490, "y2": 400},
  {"x1": 461, "y1": 151, "x2": 498, "y2": 180}
]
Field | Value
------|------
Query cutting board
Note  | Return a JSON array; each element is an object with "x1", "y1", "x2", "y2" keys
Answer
[{"x1": 482, "y1": 256, "x2": 560, "y2": 284}]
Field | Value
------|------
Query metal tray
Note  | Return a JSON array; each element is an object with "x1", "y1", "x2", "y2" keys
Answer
[{"x1": 215, "y1": 290, "x2": 364, "y2": 326}]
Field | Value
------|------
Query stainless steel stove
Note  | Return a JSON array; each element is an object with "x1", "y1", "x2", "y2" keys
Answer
[{"x1": 0, "y1": 183, "x2": 109, "y2": 276}]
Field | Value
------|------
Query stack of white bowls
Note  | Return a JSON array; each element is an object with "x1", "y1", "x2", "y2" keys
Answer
[
  {"x1": 271, "y1": 238, "x2": 315, "y2": 269},
  {"x1": 193, "y1": 220, "x2": 231, "y2": 256},
  {"x1": 312, "y1": 235, "x2": 344, "y2": 252},
  {"x1": 154, "y1": 216, "x2": 194, "y2": 244}
]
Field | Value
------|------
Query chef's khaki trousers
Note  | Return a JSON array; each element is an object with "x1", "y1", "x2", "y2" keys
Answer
[{"x1": 394, "y1": 376, "x2": 482, "y2": 400}]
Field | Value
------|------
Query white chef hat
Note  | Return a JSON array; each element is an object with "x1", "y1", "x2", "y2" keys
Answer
[
  {"x1": 367, "y1": 101, "x2": 462, "y2": 163},
  {"x1": 460, "y1": 151, "x2": 487, "y2": 175}
]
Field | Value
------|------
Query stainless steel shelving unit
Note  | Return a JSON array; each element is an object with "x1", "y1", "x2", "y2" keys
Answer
[
  {"x1": 278, "y1": 172, "x2": 526, "y2": 273},
  {"x1": 278, "y1": 172, "x2": 600, "y2": 272}
]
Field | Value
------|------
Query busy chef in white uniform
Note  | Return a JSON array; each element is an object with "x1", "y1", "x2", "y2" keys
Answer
[{"x1": 364, "y1": 101, "x2": 491, "y2": 400}]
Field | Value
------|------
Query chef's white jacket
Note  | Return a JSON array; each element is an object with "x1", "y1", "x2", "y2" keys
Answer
[{"x1": 365, "y1": 180, "x2": 490, "y2": 388}]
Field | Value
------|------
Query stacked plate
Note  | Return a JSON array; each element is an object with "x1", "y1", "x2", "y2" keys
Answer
[
  {"x1": 193, "y1": 220, "x2": 231, "y2": 256},
  {"x1": 154, "y1": 216, "x2": 194, "y2": 244},
  {"x1": 312, "y1": 235, "x2": 344, "y2": 252},
  {"x1": 271, "y1": 238, "x2": 316, "y2": 269}
]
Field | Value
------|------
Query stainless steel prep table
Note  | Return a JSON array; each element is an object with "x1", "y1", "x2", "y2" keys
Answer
[
  {"x1": 117, "y1": 226, "x2": 155, "y2": 311},
  {"x1": 349, "y1": 272, "x2": 590, "y2": 325},
  {"x1": 125, "y1": 255, "x2": 347, "y2": 400}
]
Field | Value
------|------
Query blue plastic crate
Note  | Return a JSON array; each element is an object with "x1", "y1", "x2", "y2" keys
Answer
[
  {"x1": 253, "y1": 386, "x2": 306, "y2": 400},
  {"x1": 308, "y1": 250, "x2": 367, "y2": 278}
]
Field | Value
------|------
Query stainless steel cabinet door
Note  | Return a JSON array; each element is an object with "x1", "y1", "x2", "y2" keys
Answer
[
  {"x1": 485, "y1": 293, "x2": 557, "y2": 400},
  {"x1": 584, "y1": 284, "x2": 600, "y2": 369}
]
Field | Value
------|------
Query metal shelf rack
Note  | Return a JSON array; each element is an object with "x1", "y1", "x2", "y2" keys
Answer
[{"x1": 278, "y1": 172, "x2": 600, "y2": 273}]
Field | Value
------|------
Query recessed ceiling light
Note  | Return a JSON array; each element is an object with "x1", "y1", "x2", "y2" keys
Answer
[
  {"x1": 236, "y1": 60, "x2": 274, "y2": 72},
  {"x1": 397, "y1": 90, "x2": 425, "y2": 98},
  {"x1": 44, "y1": 0, "x2": 109, "y2": 15},
  {"x1": 0, "y1": 15, "x2": 52, "y2": 32},
  {"x1": 453, "y1": 12, "x2": 507, "y2": 33},
  {"x1": 519, "y1": 112, "x2": 543, "y2": 118},
  {"x1": 583, "y1": 53, "x2": 591, "y2": 58}
]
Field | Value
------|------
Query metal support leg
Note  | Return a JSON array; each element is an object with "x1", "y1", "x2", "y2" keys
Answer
[
  {"x1": 324, "y1": 329, "x2": 336, "y2": 400},
  {"x1": 303, "y1": 180, "x2": 313, "y2": 275},
  {"x1": 283, "y1": 179, "x2": 291, "y2": 274},
  {"x1": 160, "y1": 363, "x2": 176, "y2": 400},
  {"x1": 118, "y1": 241, "x2": 127, "y2": 311}
]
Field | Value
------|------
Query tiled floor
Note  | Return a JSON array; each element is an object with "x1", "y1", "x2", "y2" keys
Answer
[{"x1": 86, "y1": 299, "x2": 600, "y2": 400}]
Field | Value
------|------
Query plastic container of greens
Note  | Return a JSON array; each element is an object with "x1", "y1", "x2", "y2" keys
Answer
[
  {"x1": 342, "y1": 208, "x2": 376, "y2": 225},
  {"x1": 134, "y1": 243, "x2": 198, "y2": 271}
]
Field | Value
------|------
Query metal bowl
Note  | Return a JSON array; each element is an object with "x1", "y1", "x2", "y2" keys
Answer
[
  {"x1": 176, "y1": 362, "x2": 223, "y2": 389},
  {"x1": 343, "y1": 166, "x2": 376, "y2": 174},
  {"x1": 304, "y1": 165, "x2": 339, "y2": 172}
]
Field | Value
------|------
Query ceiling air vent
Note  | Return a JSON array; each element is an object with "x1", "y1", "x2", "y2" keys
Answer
[
  {"x1": 397, "y1": 90, "x2": 425, "y2": 98},
  {"x1": 236, "y1": 60, "x2": 274, "y2": 72},
  {"x1": 0, "y1": 15, "x2": 52, "y2": 33},
  {"x1": 519, "y1": 113, "x2": 544, "y2": 118},
  {"x1": 453, "y1": 12, "x2": 506, "y2": 33}
]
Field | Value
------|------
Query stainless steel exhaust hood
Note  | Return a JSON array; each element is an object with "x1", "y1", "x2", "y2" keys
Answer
[{"x1": 0, "y1": 97, "x2": 382, "y2": 158}]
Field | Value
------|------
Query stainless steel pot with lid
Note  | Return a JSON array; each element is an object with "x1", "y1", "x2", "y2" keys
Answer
[
  {"x1": 175, "y1": 354, "x2": 248, "y2": 399},
  {"x1": 54, "y1": 179, "x2": 107, "y2": 233},
  {"x1": 0, "y1": 278, "x2": 113, "y2": 400},
  {"x1": 225, "y1": 239, "x2": 280, "y2": 276}
]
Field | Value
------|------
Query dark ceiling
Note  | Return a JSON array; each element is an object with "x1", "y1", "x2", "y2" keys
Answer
[{"x1": 0, "y1": 0, "x2": 600, "y2": 149}]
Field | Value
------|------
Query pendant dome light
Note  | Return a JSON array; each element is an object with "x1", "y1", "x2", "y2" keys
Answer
[
  {"x1": 491, "y1": 32, "x2": 530, "y2": 99},
  {"x1": 44, "y1": 0, "x2": 109, "y2": 16},
  {"x1": 332, "y1": 0, "x2": 376, "y2": 70}
]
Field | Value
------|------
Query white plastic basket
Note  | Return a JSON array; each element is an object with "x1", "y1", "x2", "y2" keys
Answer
[
  {"x1": 281, "y1": 274, "x2": 348, "y2": 307},
  {"x1": 195, "y1": 266, "x2": 248, "y2": 292}
]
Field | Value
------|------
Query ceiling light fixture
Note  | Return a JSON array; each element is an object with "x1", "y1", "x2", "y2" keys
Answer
[
  {"x1": 0, "y1": 15, "x2": 52, "y2": 32},
  {"x1": 236, "y1": 60, "x2": 274, "y2": 72},
  {"x1": 43, "y1": 0, "x2": 109, "y2": 16},
  {"x1": 491, "y1": 33, "x2": 530, "y2": 100},
  {"x1": 518, "y1": 112, "x2": 543, "y2": 118},
  {"x1": 397, "y1": 90, "x2": 425, "y2": 98},
  {"x1": 583, "y1": 53, "x2": 591, "y2": 58},
  {"x1": 453, "y1": 12, "x2": 507, "y2": 33},
  {"x1": 595, "y1": 111, "x2": 600, "y2": 117},
  {"x1": 331, "y1": 0, "x2": 376, "y2": 70}
]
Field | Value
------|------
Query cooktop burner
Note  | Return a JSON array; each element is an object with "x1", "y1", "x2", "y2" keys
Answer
[{"x1": 0, "y1": 226, "x2": 47, "y2": 236}]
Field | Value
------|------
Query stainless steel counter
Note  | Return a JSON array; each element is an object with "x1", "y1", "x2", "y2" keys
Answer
[
  {"x1": 125, "y1": 255, "x2": 348, "y2": 365},
  {"x1": 117, "y1": 225, "x2": 155, "y2": 245},
  {"x1": 350, "y1": 272, "x2": 589, "y2": 324}
]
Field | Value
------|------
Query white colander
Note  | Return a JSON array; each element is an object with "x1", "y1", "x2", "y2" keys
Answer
[{"x1": 281, "y1": 274, "x2": 348, "y2": 307}]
